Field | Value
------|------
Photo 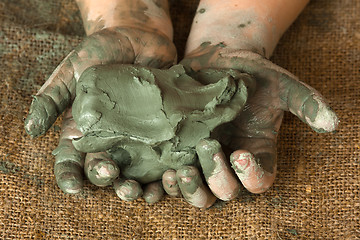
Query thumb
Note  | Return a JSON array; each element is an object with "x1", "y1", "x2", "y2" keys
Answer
[{"x1": 280, "y1": 74, "x2": 339, "y2": 133}]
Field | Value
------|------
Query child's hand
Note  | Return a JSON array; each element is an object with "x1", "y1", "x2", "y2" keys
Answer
[
  {"x1": 25, "y1": 27, "x2": 176, "y2": 137},
  {"x1": 25, "y1": 27, "x2": 176, "y2": 196},
  {"x1": 164, "y1": 44, "x2": 339, "y2": 207}
]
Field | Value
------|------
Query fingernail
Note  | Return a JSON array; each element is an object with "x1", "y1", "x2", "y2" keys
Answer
[
  {"x1": 163, "y1": 170, "x2": 177, "y2": 185},
  {"x1": 117, "y1": 186, "x2": 131, "y2": 199},
  {"x1": 114, "y1": 179, "x2": 142, "y2": 201}
]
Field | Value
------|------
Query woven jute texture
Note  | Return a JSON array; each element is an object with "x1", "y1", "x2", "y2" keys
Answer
[{"x1": 0, "y1": 0, "x2": 359, "y2": 239}]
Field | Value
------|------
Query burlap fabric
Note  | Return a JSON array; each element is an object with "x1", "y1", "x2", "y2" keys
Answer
[{"x1": 0, "y1": 0, "x2": 359, "y2": 239}]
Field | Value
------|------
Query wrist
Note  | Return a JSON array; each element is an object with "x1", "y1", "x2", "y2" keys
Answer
[
  {"x1": 76, "y1": 0, "x2": 173, "y2": 40},
  {"x1": 185, "y1": 0, "x2": 309, "y2": 58}
]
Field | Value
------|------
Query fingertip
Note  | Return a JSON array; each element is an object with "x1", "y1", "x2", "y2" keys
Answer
[
  {"x1": 85, "y1": 155, "x2": 120, "y2": 187},
  {"x1": 54, "y1": 161, "x2": 84, "y2": 194},
  {"x1": 230, "y1": 150, "x2": 276, "y2": 194},
  {"x1": 176, "y1": 166, "x2": 216, "y2": 208},
  {"x1": 56, "y1": 171, "x2": 84, "y2": 194},
  {"x1": 304, "y1": 95, "x2": 339, "y2": 133},
  {"x1": 285, "y1": 79, "x2": 339, "y2": 133},
  {"x1": 113, "y1": 179, "x2": 143, "y2": 201},
  {"x1": 24, "y1": 95, "x2": 58, "y2": 137},
  {"x1": 199, "y1": 150, "x2": 240, "y2": 201},
  {"x1": 176, "y1": 166, "x2": 199, "y2": 183},
  {"x1": 143, "y1": 181, "x2": 164, "y2": 204},
  {"x1": 162, "y1": 169, "x2": 180, "y2": 197}
]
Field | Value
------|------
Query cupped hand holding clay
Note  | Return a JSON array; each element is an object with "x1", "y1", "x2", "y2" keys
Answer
[
  {"x1": 71, "y1": 63, "x2": 255, "y2": 208},
  {"x1": 24, "y1": 0, "x2": 340, "y2": 209},
  {"x1": 24, "y1": 0, "x2": 177, "y2": 196},
  {"x1": 160, "y1": 0, "x2": 339, "y2": 207},
  {"x1": 25, "y1": 0, "x2": 176, "y2": 138}
]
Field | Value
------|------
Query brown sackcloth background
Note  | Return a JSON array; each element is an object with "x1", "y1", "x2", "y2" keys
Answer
[{"x1": 0, "y1": 0, "x2": 359, "y2": 239}]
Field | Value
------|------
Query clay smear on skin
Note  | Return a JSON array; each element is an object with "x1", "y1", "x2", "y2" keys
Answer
[
  {"x1": 305, "y1": 95, "x2": 338, "y2": 132},
  {"x1": 117, "y1": 186, "x2": 131, "y2": 199},
  {"x1": 142, "y1": 0, "x2": 173, "y2": 39},
  {"x1": 186, "y1": 0, "x2": 275, "y2": 57},
  {"x1": 85, "y1": 0, "x2": 118, "y2": 27},
  {"x1": 96, "y1": 165, "x2": 113, "y2": 178},
  {"x1": 162, "y1": 171, "x2": 180, "y2": 196},
  {"x1": 188, "y1": 186, "x2": 212, "y2": 208},
  {"x1": 84, "y1": 0, "x2": 172, "y2": 39},
  {"x1": 144, "y1": 182, "x2": 162, "y2": 202},
  {"x1": 37, "y1": 51, "x2": 75, "y2": 94},
  {"x1": 116, "y1": 181, "x2": 139, "y2": 200},
  {"x1": 232, "y1": 152, "x2": 266, "y2": 190},
  {"x1": 163, "y1": 171, "x2": 177, "y2": 186},
  {"x1": 207, "y1": 153, "x2": 239, "y2": 200}
]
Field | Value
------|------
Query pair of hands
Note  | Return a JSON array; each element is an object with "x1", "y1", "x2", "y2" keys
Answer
[{"x1": 25, "y1": 26, "x2": 338, "y2": 208}]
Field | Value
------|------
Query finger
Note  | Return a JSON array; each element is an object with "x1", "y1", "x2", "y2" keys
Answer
[
  {"x1": 182, "y1": 47, "x2": 338, "y2": 133},
  {"x1": 84, "y1": 152, "x2": 120, "y2": 187},
  {"x1": 162, "y1": 170, "x2": 181, "y2": 197},
  {"x1": 176, "y1": 166, "x2": 216, "y2": 208},
  {"x1": 25, "y1": 29, "x2": 137, "y2": 137},
  {"x1": 52, "y1": 108, "x2": 85, "y2": 194},
  {"x1": 279, "y1": 75, "x2": 339, "y2": 133},
  {"x1": 143, "y1": 181, "x2": 165, "y2": 204},
  {"x1": 225, "y1": 51, "x2": 338, "y2": 133},
  {"x1": 230, "y1": 149, "x2": 276, "y2": 194},
  {"x1": 196, "y1": 139, "x2": 240, "y2": 201},
  {"x1": 221, "y1": 50, "x2": 338, "y2": 133},
  {"x1": 113, "y1": 178, "x2": 143, "y2": 201},
  {"x1": 25, "y1": 51, "x2": 76, "y2": 137}
]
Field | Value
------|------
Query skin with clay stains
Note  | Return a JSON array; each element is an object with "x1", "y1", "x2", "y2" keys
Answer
[
  {"x1": 75, "y1": 0, "x2": 173, "y2": 38},
  {"x1": 174, "y1": 0, "x2": 338, "y2": 198},
  {"x1": 52, "y1": 107, "x2": 85, "y2": 194},
  {"x1": 24, "y1": 0, "x2": 176, "y2": 138},
  {"x1": 113, "y1": 178, "x2": 143, "y2": 201},
  {"x1": 176, "y1": 166, "x2": 216, "y2": 208},
  {"x1": 196, "y1": 138, "x2": 240, "y2": 201},
  {"x1": 25, "y1": 0, "x2": 339, "y2": 207},
  {"x1": 143, "y1": 181, "x2": 165, "y2": 204},
  {"x1": 24, "y1": 0, "x2": 177, "y2": 195},
  {"x1": 162, "y1": 169, "x2": 180, "y2": 196},
  {"x1": 186, "y1": 0, "x2": 311, "y2": 58},
  {"x1": 84, "y1": 152, "x2": 120, "y2": 187}
]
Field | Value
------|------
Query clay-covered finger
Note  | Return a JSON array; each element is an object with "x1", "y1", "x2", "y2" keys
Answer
[
  {"x1": 162, "y1": 170, "x2": 181, "y2": 197},
  {"x1": 196, "y1": 139, "x2": 240, "y2": 200},
  {"x1": 24, "y1": 29, "x2": 137, "y2": 138},
  {"x1": 25, "y1": 51, "x2": 76, "y2": 137},
  {"x1": 113, "y1": 178, "x2": 143, "y2": 201},
  {"x1": 230, "y1": 150, "x2": 276, "y2": 194},
  {"x1": 84, "y1": 152, "x2": 120, "y2": 187},
  {"x1": 182, "y1": 47, "x2": 338, "y2": 133},
  {"x1": 52, "y1": 108, "x2": 85, "y2": 194},
  {"x1": 176, "y1": 166, "x2": 216, "y2": 208},
  {"x1": 279, "y1": 75, "x2": 339, "y2": 133},
  {"x1": 143, "y1": 181, "x2": 165, "y2": 204}
]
